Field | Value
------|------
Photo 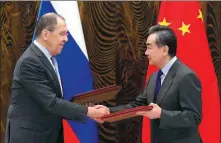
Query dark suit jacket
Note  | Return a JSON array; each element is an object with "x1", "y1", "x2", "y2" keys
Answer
[
  {"x1": 110, "y1": 59, "x2": 202, "y2": 143},
  {"x1": 5, "y1": 43, "x2": 88, "y2": 143}
]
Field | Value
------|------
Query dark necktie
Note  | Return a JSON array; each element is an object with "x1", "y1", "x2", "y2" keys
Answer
[{"x1": 153, "y1": 70, "x2": 163, "y2": 103}]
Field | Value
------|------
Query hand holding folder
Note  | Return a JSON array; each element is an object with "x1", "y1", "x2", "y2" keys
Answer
[{"x1": 97, "y1": 106, "x2": 153, "y2": 122}]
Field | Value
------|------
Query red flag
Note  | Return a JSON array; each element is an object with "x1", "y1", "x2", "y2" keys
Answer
[
  {"x1": 63, "y1": 120, "x2": 80, "y2": 143},
  {"x1": 142, "y1": 65, "x2": 158, "y2": 143},
  {"x1": 142, "y1": 2, "x2": 220, "y2": 143}
]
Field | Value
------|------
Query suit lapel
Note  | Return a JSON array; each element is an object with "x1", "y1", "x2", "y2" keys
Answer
[
  {"x1": 30, "y1": 43, "x2": 62, "y2": 97},
  {"x1": 156, "y1": 60, "x2": 180, "y2": 105},
  {"x1": 149, "y1": 73, "x2": 157, "y2": 103}
]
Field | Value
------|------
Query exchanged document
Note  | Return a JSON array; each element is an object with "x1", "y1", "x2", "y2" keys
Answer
[
  {"x1": 71, "y1": 85, "x2": 121, "y2": 104},
  {"x1": 98, "y1": 106, "x2": 153, "y2": 122}
]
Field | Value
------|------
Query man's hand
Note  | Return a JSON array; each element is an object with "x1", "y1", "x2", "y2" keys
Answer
[
  {"x1": 94, "y1": 105, "x2": 109, "y2": 111},
  {"x1": 87, "y1": 105, "x2": 110, "y2": 120},
  {"x1": 136, "y1": 103, "x2": 161, "y2": 119},
  {"x1": 92, "y1": 105, "x2": 110, "y2": 123}
]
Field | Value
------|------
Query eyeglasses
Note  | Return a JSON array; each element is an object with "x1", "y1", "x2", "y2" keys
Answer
[
  {"x1": 58, "y1": 31, "x2": 68, "y2": 37},
  {"x1": 46, "y1": 29, "x2": 68, "y2": 37}
]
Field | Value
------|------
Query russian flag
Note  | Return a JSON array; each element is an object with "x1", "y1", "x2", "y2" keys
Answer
[{"x1": 35, "y1": 1, "x2": 98, "y2": 143}]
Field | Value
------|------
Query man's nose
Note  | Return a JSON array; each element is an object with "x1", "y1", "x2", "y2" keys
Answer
[
  {"x1": 145, "y1": 50, "x2": 149, "y2": 56},
  {"x1": 63, "y1": 35, "x2": 68, "y2": 42}
]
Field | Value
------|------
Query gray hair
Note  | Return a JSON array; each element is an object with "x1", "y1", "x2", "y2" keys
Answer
[{"x1": 35, "y1": 12, "x2": 65, "y2": 37}]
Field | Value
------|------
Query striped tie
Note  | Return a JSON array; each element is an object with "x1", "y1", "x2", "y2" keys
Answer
[{"x1": 51, "y1": 57, "x2": 63, "y2": 96}]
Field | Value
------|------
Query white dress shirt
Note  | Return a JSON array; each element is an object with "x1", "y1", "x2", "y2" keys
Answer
[
  {"x1": 160, "y1": 56, "x2": 177, "y2": 84},
  {"x1": 33, "y1": 40, "x2": 63, "y2": 96}
]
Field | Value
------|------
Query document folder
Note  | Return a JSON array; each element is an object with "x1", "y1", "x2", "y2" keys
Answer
[
  {"x1": 98, "y1": 106, "x2": 153, "y2": 122},
  {"x1": 71, "y1": 84, "x2": 121, "y2": 104}
]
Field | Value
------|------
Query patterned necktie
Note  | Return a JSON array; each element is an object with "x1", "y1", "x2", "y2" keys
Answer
[
  {"x1": 51, "y1": 57, "x2": 63, "y2": 96},
  {"x1": 153, "y1": 70, "x2": 163, "y2": 103}
]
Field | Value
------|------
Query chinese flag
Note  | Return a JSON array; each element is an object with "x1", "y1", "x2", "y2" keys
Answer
[{"x1": 142, "y1": 2, "x2": 220, "y2": 143}]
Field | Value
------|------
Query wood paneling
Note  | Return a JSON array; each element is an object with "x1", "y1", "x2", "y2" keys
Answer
[
  {"x1": 0, "y1": 2, "x2": 220, "y2": 143},
  {"x1": 0, "y1": 2, "x2": 40, "y2": 143}
]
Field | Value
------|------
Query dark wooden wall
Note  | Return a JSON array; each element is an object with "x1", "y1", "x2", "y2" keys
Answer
[
  {"x1": 0, "y1": 2, "x2": 220, "y2": 143},
  {"x1": 0, "y1": 2, "x2": 40, "y2": 143}
]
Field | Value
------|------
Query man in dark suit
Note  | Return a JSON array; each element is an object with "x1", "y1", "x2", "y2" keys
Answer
[
  {"x1": 104, "y1": 25, "x2": 202, "y2": 143},
  {"x1": 5, "y1": 13, "x2": 109, "y2": 143}
]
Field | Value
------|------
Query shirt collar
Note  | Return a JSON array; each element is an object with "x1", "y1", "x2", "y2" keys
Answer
[
  {"x1": 34, "y1": 40, "x2": 52, "y2": 60},
  {"x1": 161, "y1": 56, "x2": 177, "y2": 76}
]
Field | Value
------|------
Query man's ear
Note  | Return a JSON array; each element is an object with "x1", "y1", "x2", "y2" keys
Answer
[
  {"x1": 163, "y1": 45, "x2": 169, "y2": 56},
  {"x1": 41, "y1": 29, "x2": 49, "y2": 41}
]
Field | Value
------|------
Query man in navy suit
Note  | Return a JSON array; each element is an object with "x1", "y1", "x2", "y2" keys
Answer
[{"x1": 102, "y1": 25, "x2": 202, "y2": 143}]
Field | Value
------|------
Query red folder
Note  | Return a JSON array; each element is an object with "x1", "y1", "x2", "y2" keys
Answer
[
  {"x1": 98, "y1": 106, "x2": 153, "y2": 122},
  {"x1": 71, "y1": 84, "x2": 121, "y2": 104}
]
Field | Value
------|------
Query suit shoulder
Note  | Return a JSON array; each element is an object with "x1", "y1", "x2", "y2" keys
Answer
[
  {"x1": 178, "y1": 62, "x2": 197, "y2": 75},
  {"x1": 15, "y1": 47, "x2": 40, "y2": 69},
  {"x1": 20, "y1": 43, "x2": 39, "y2": 59},
  {"x1": 177, "y1": 62, "x2": 201, "y2": 83},
  {"x1": 12, "y1": 45, "x2": 42, "y2": 80}
]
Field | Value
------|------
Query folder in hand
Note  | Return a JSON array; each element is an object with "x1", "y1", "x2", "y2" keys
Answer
[
  {"x1": 98, "y1": 106, "x2": 153, "y2": 122},
  {"x1": 71, "y1": 84, "x2": 121, "y2": 104}
]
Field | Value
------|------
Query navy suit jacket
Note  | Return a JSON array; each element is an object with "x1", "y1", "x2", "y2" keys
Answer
[{"x1": 111, "y1": 59, "x2": 202, "y2": 143}]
